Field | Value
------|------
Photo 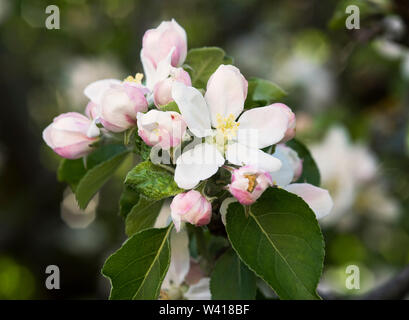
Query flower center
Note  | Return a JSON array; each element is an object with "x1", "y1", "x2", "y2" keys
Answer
[
  {"x1": 124, "y1": 73, "x2": 144, "y2": 84},
  {"x1": 244, "y1": 174, "x2": 257, "y2": 192},
  {"x1": 215, "y1": 113, "x2": 239, "y2": 140},
  {"x1": 205, "y1": 113, "x2": 240, "y2": 154}
]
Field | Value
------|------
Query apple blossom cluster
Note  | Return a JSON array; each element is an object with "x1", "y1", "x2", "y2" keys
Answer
[
  {"x1": 43, "y1": 19, "x2": 333, "y2": 234},
  {"x1": 42, "y1": 18, "x2": 335, "y2": 300}
]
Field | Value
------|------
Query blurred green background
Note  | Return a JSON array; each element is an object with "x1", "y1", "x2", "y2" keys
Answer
[{"x1": 0, "y1": 0, "x2": 409, "y2": 299}]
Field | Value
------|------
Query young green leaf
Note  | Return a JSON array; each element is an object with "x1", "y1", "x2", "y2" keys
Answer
[
  {"x1": 75, "y1": 144, "x2": 129, "y2": 209},
  {"x1": 58, "y1": 144, "x2": 128, "y2": 192},
  {"x1": 125, "y1": 161, "x2": 183, "y2": 200},
  {"x1": 58, "y1": 158, "x2": 87, "y2": 191},
  {"x1": 119, "y1": 186, "x2": 140, "y2": 218},
  {"x1": 125, "y1": 196, "x2": 164, "y2": 236},
  {"x1": 245, "y1": 77, "x2": 287, "y2": 109},
  {"x1": 86, "y1": 144, "x2": 128, "y2": 168},
  {"x1": 286, "y1": 139, "x2": 321, "y2": 186},
  {"x1": 158, "y1": 101, "x2": 180, "y2": 113},
  {"x1": 210, "y1": 249, "x2": 257, "y2": 300},
  {"x1": 134, "y1": 134, "x2": 152, "y2": 161},
  {"x1": 184, "y1": 47, "x2": 232, "y2": 88},
  {"x1": 226, "y1": 188, "x2": 324, "y2": 300},
  {"x1": 102, "y1": 225, "x2": 173, "y2": 300}
]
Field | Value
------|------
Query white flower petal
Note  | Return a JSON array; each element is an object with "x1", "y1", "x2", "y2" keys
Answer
[
  {"x1": 154, "y1": 199, "x2": 172, "y2": 228},
  {"x1": 140, "y1": 51, "x2": 156, "y2": 90},
  {"x1": 83, "y1": 79, "x2": 121, "y2": 105},
  {"x1": 237, "y1": 105, "x2": 290, "y2": 149},
  {"x1": 155, "y1": 47, "x2": 174, "y2": 82},
  {"x1": 162, "y1": 229, "x2": 190, "y2": 288},
  {"x1": 175, "y1": 143, "x2": 224, "y2": 189},
  {"x1": 226, "y1": 143, "x2": 282, "y2": 172},
  {"x1": 172, "y1": 82, "x2": 211, "y2": 137},
  {"x1": 269, "y1": 145, "x2": 295, "y2": 186},
  {"x1": 86, "y1": 119, "x2": 100, "y2": 138},
  {"x1": 205, "y1": 65, "x2": 247, "y2": 126},
  {"x1": 142, "y1": 47, "x2": 175, "y2": 91},
  {"x1": 283, "y1": 183, "x2": 333, "y2": 219},
  {"x1": 185, "y1": 278, "x2": 211, "y2": 300}
]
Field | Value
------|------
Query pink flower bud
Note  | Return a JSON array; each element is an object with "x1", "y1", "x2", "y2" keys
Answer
[
  {"x1": 228, "y1": 165, "x2": 273, "y2": 205},
  {"x1": 272, "y1": 103, "x2": 296, "y2": 143},
  {"x1": 142, "y1": 19, "x2": 187, "y2": 68},
  {"x1": 137, "y1": 110, "x2": 187, "y2": 150},
  {"x1": 170, "y1": 190, "x2": 212, "y2": 231},
  {"x1": 153, "y1": 68, "x2": 192, "y2": 107},
  {"x1": 99, "y1": 83, "x2": 148, "y2": 132},
  {"x1": 42, "y1": 112, "x2": 98, "y2": 159}
]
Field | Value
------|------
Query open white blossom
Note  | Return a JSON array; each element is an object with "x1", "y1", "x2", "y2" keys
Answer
[{"x1": 171, "y1": 64, "x2": 293, "y2": 189}]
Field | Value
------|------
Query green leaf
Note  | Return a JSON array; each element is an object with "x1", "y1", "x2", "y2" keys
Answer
[
  {"x1": 158, "y1": 101, "x2": 180, "y2": 113},
  {"x1": 86, "y1": 144, "x2": 128, "y2": 168},
  {"x1": 226, "y1": 188, "x2": 324, "y2": 300},
  {"x1": 286, "y1": 139, "x2": 321, "y2": 186},
  {"x1": 184, "y1": 47, "x2": 232, "y2": 88},
  {"x1": 134, "y1": 134, "x2": 152, "y2": 161},
  {"x1": 58, "y1": 144, "x2": 128, "y2": 190},
  {"x1": 119, "y1": 186, "x2": 140, "y2": 218},
  {"x1": 75, "y1": 144, "x2": 129, "y2": 209},
  {"x1": 125, "y1": 196, "x2": 164, "y2": 236},
  {"x1": 58, "y1": 158, "x2": 87, "y2": 191},
  {"x1": 210, "y1": 249, "x2": 256, "y2": 300},
  {"x1": 102, "y1": 225, "x2": 172, "y2": 300},
  {"x1": 125, "y1": 161, "x2": 183, "y2": 200},
  {"x1": 245, "y1": 77, "x2": 287, "y2": 109},
  {"x1": 58, "y1": 144, "x2": 130, "y2": 208}
]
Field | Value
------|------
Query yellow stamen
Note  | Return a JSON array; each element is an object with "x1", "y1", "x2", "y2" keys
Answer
[
  {"x1": 215, "y1": 113, "x2": 240, "y2": 139},
  {"x1": 244, "y1": 174, "x2": 257, "y2": 192},
  {"x1": 124, "y1": 73, "x2": 144, "y2": 84},
  {"x1": 153, "y1": 128, "x2": 160, "y2": 136}
]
